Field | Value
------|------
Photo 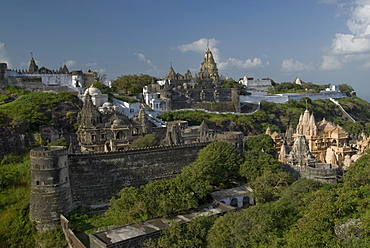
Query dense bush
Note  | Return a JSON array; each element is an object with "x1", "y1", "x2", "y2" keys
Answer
[{"x1": 0, "y1": 91, "x2": 78, "y2": 130}]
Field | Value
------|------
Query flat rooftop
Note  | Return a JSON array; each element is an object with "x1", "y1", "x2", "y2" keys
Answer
[
  {"x1": 210, "y1": 185, "x2": 253, "y2": 201},
  {"x1": 91, "y1": 202, "x2": 233, "y2": 245}
]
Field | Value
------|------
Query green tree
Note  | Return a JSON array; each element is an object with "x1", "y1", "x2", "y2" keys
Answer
[
  {"x1": 130, "y1": 133, "x2": 159, "y2": 149},
  {"x1": 280, "y1": 178, "x2": 323, "y2": 208},
  {"x1": 239, "y1": 149, "x2": 282, "y2": 182},
  {"x1": 220, "y1": 79, "x2": 247, "y2": 94},
  {"x1": 106, "y1": 186, "x2": 148, "y2": 225},
  {"x1": 47, "y1": 137, "x2": 68, "y2": 147},
  {"x1": 146, "y1": 215, "x2": 218, "y2": 248},
  {"x1": 142, "y1": 179, "x2": 198, "y2": 218},
  {"x1": 207, "y1": 202, "x2": 289, "y2": 247},
  {"x1": 285, "y1": 189, "x2": 339, "y2": 247},
  {"x1": 93, "y1": 71, "x2": 107, "y2": 83},
  {"x1": 111, "y1": 74, "x2": 156, "y2": 94},
  {"x1": 245, "y1": 134, "x2": 277, "y2": 156},
  {"x1": 341, "y1": 151, "x2": 370, "y2": 188},
  {"x1": 339, "y1": 83, "x2": 354, "y2": 93},
  {"x1": 89, "y1": 81, "x2": 111, "y2": 94},
  {"x1": 177, "y1": 141, "x2": 242, "y2": 199},
  {"x1": 106, "y1": 179, "x2": 198, "y2": 226},
  {"x1": 35, "y1": 227, "x2": 67, "y2": 248},
  {"x1": 343, "y1": 121, "x2": 365, "y2": 135},
  {"x1": 335, "y1": 151, "x2": 370, "y2": 219},
  {"x1": 250, "y1": 170, "x2": 294, "y2": 204}
]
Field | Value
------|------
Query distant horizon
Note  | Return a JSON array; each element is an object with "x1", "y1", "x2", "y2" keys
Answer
[{"x1": 1, "y1": 0, "x2": 369, "y2": 101}]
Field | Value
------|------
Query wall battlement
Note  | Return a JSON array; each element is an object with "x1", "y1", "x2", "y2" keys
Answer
[
  {"x1": 71, "y1": 142, "x2": 211, "y2": 158},
  {"x1": 30, "y1": 146, "x2": 68, "y2": 158}
]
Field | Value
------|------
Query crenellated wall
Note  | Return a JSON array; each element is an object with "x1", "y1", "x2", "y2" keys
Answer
[
  {"x1": 30, "y1": 143, "x2": 209, "y2": 231},
  {"x1": 68, "y1": 143, "x2": 209, "y2": 207}
]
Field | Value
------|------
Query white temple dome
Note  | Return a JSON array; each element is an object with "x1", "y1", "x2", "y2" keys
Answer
[{"x1": 85, "y1": 87, "x2": 102, "y2": 95}]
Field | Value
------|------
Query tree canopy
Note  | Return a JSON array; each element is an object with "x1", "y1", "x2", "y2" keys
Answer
[{"x1": 111, "y1": 74, "x2": 157, "y2": 94}]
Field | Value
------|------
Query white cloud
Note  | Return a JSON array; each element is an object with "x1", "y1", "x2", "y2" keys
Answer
[
  {"x1": 342, "y1": 53, "x2": 370, "y2": 63},
  {"x1": 178, "y1": 38, "x2": 268, "y2": 73},
  {"x1": 332, "y1": 33, "x2": 370, "y2": 54},
  {"x1": 0, "y1": 42, "x2": 11, "y2": 67},
  {"x1": 65, "y1": 60, "x2": 76, "y2": 67},
  {"x1": 321, "y1": 1, "x2": 370, "y2": 69},
  {"x1": 219, "y1": 57, "x2": 268, "y2": 71},
  {"x1": 177, "y1": 38, "x2": 219, "y2": 53},
  {"x1": 346, "y1": 2, "x2": 370, "y2": 36},
  {"x1": 98, "y1": 68, "x2": 107, "y2": 74},
  {"x1": 330, "y1": 1, "x2": 370, "y2": 54},
  {"x1": 281, "y1": 59, "x2": 315, "y2": 72},
  {"x1": 134, "y1": 53, "x2": 161, "y2": 75},
  {"x1": 320, "y1": 55, "x2": 342, "y2": 70},
  {"x1": 177, "y1": 38, "x2": 221, "y2": 62}
]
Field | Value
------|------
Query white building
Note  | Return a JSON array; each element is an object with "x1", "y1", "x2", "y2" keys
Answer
[{"x1": 239, "y1": 75, "x2": 272, "y2": 91}]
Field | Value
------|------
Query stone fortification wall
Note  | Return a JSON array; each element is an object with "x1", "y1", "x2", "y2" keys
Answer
[
  {"x1": 68, "y1": 143, "x2": 209, "y2": 207},
  {"x1": 284, "y1": 163, "x2": 342, "y2": 184},
  {"x1": 30, "y1": 147, "x2": 73, "y2": 232},
  {"x1": 240, "y1": 91, "x2": 347, "y2": 103},
  {"x1": 6, "y1": 76, "x2": 43, "y2": 91}
]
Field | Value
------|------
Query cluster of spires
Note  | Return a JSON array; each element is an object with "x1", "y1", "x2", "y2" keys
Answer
[{"x1": 10, "y1": 56, "x2": 70, "y2": 75}]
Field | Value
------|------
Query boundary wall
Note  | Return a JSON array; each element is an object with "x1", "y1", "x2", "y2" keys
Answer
[
  {"x1": 68, "y1": 143, "x2": 210, "y2": 206},
  {"x1": 284, "y1": 163, "x2": 342, "y2": 184},
  {"x1": 30, "y1": 143, "x2": 210, "y2": 231},
  {"x1": 240, "y1": 91, "x2": 347, "y2": 103}
]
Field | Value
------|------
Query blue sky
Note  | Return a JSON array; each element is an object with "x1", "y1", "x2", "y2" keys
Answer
[{"x1": 1, "y1": 0, "x2": 370, "y2": 101}]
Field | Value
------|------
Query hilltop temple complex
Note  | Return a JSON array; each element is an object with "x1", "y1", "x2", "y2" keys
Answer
[
  {"x1": 267, "y1": 109, "x2": 364, "y2": 171},
  {"x1": 143, "y1": 47, "x2": 240, "y2": 113},
  {"x1": 0, "y1": 57, "x2": 94, "y2": 94}
]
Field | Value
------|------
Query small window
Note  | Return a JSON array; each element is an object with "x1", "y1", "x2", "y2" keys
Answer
[{"x1": 36, "y1": 181, "x2": 40, "y2": 185}]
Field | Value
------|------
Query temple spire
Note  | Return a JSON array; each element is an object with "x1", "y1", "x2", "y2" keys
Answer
[{"x1": 28, "y1": 55, "x2": 38, "y2": 73}]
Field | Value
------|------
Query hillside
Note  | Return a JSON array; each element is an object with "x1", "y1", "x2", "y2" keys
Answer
[
  {"x1": 0, "y1": 87, "x2": 81, "y2": 159},
  {"x1": 1, "y1": 87, "x2": 370, "y2": 247},
  {"x1": 159, "y1": 95, "x2": 370, "y2": 136}
]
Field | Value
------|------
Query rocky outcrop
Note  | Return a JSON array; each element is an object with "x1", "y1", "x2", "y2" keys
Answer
[
  {"x1": 0, "y1": 99, "x2": 81, "y2": 160},
  {"x1": 0, "y1": 125, "x2": 35, "y2": 159}
]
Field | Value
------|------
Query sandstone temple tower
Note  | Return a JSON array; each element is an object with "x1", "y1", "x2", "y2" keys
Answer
[
  {"x1": 30, "y1": 146, "x2": 73, "y2": 231},
  {"x1": 196, "y1": 47, "x2": 219, "y2": 81}
]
